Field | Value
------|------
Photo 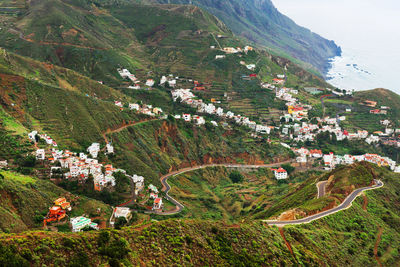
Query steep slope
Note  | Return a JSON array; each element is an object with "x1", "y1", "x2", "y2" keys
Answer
[
  {"x1": 147, "y1": 0, "x2": 342, "y2": 75},
  {"x1": 0, "y1": 48, "x2": 142, "y2": 150},
  {"x1": 0, "y1": 163, "x2": 399, "y2": 266},
  {"x1": 0, "y1": 170, "x2": 112, "y2": 233}
]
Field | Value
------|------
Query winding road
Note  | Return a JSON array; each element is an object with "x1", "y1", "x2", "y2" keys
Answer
[
  {"x1": 316, "y1": 181, "x2": 328, "y2": 198},
  {"x1": 265, "y1": 179, "x2": 384, "y2": 226},
  {"x1": 157, "y1": 161, "x2": 293, "y2": 215}
]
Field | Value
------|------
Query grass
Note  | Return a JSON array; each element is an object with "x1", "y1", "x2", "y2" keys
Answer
[{"x1": 0, "y1": 170, "x2": 35, "y2": 184}]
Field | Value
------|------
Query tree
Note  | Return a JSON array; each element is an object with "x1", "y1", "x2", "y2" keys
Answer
[
  {"x1": 114, "y1": 217, "x2": 127, "y2": 230},
  {"x1": 229, "y1": 171, "x2": 244, "y2": 183},
  {"x1": 281, "y1": 164, "x2": 295, "y2": 175},
  {"x1": 114, "y1": 172, "x2": 130, "y2": 193}
]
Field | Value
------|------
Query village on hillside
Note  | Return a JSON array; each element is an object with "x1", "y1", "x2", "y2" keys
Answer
[{"x1": 1, "y1": 42, "x2": 399, "y2": 233}]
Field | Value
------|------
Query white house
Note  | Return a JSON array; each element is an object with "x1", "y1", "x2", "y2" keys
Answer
[
  {"x1": 272, "y1": 168, "x2": 288, "y2": 180},
  {"x1": 87, "y1": 143, "x2": 100, "y2": 158},
  {"x1": 28, "y1": 131, "x2": 38, "y2": 142},
  {"x1": 113, "y1": 207, "x2": 132, "y2": 222},
  {"x1": 0, "y1": 160, "x2": 8, "y2": 169},
  {"x1": 183, "y1": 114, "x2": 191, "y2": 122},
  {"x1": 215, "y1": 55, "x2": 226, "y2": 59},
  {"x1": 114, "y1": 101, "x2": 123, "y2": 108},
  {"x1": 246, "y1": 64, "x2": 256, "y2": 70},
  {"x1": 70, "y1": 216, "x2": 98, "y2": 232},
  {"x1": 145, "y1": 79, "x2": 155, "y2": 87},
  {"x1": 36, "y1": 149, "x2": 45, "y2": 160},
  {"x1": 129, "y1": 103, "x2": 140, "y2": 111},
  {"x1": 106, "y1": 144, "x2": 114, "y2": 154},
  {"x1": 255, "y1": 125, "x2": 270, "y2": 134},
  {"x1": 193, "y1": 115, "x2": 205, "y2": 125}
]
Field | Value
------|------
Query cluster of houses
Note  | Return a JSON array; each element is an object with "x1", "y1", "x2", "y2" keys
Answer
[
  {"x1": 117, "y1": 68, "x2": 156, "y2": 90},
  {"x1": 28, "y1": 131, "x2": 58, "y2": 147},
  {"x1": 291, "y1": 146, "x2": 400, "y2": 172},
  {"x1": 114, "y1": 101, "x2": 164, "y2": 117},
  {"x1": 148, "y1": 184, "x2": 163, "y2": 210},
  {"x1": 31, "y1": 137, "x2": 144, "y2": 193},
  {"x1": 171, "y1": 88, "x2": 272, "y2": 134}
]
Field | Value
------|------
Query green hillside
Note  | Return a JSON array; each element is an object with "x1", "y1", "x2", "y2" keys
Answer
[
  {"x1": 147, "y1": 0, "x2": 341, "y2": 75},
  {"x1": 0, "y1": 163, "x2": 399, "y2": 266},
  {"x1": 0, "y1": 170, "x2": 112, "y2": 233}
]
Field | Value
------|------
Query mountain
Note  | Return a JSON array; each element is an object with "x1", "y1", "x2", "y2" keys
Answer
[{"x1": 145, "y1": 0, "x2": 342, "y2": 75}]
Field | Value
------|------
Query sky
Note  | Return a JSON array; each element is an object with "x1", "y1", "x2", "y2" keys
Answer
[{"x1": 271, "y1": 0, "x2": 400, "y2": 92}]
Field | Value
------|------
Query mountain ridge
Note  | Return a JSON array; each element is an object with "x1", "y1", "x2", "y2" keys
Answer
[{"x1": 144, "y1": 0, "x2": 341, "y2": 75}]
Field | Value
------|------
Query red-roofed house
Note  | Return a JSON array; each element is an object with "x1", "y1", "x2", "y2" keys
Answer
[
  {"x1": 271, "y1": 168, "x2": 288, "y2": 180},
  {"x1": 153, "y1": 198, "x2": 163, "y2": 210}
]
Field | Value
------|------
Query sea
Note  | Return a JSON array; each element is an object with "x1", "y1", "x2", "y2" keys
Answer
[{"x1": 272, "y1": 0, "x2": 400, "y2": 93}]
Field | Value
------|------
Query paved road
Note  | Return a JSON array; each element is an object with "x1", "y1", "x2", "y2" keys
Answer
[
  {"x1": 157, "y1": 160, "x2": 293, "y2": 215},
  {"x1": 264, "y1": 179, "x2": 384, "y2": 226},
  {"x1": 316, "y1": 181, "x2": 328, "y2": 198}
]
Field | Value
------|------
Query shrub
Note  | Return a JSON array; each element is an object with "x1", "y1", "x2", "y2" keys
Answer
[{"x1": 229, "y1": 171, "x2": 244, "y2": 183}]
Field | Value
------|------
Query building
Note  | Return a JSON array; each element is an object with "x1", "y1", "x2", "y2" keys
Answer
[
  {"x1": 129, "y1": 103, "x2": 140, "y2": 111},
  {"x1": 145, "y1": 79, "x2": 155, "y2": 87},
  {"x1": 87, "y1": 143, "x2": 100, "y2": 158},
  {"x1": 271, "y1": 168, "x2": 288, "y2": 180},
  {"x1": 70, "y1": 216, "x2": 99, "y2": 232},
  {"x1": 183, "y1": 114, "x2": 191, "y2": 122},
  {"x1": 36, "y1": 149, "x2": 46, "y2": 160},
  {"x1": 114, "y1": 207, "x2": 132, "y2": 222},
  {"x1": 106, "y1": 144, "x2": 114, "y2": 154},
  {"x1": 153, "y1": 198, "x2": 163, "y2": 210},
  {"x1": 0, "y1": 160, "x2": 8, "y2": 169}
]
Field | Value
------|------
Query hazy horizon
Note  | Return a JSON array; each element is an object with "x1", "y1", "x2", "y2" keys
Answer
[{"x1": 272, "y1": 0, "x2": 400, "y2": 92}]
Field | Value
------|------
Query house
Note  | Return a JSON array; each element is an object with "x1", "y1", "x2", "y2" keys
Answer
[
  {"x1": 106, "y1": 144, "x2": 114, "y2": 154},
  {"x1": 28, "y1": 131, "x2": 38, "y2": 142},
  {"x1": 145, "y1": 79, "x2": 155, "y2": 87},
  {"x1": 362, "y1": 100, "x2": 377, "y2": 107},
  {"x1": 168, "y1": 80, "x2": 176, "y2": 87},
  {"x1": 114, "y1": 207, "x2": 132, "y2": 222},
  {"x1": 36, "y1": 149, "x2": 46, "y2": 160},
  {"x1": 310, "y1": 149, "x2": 323, "y2": 158},
  {"x1": 183, "y1": 114, "x2": 191, "y2": 122},
  {"x1": 323, "y1": 153, "x2": 335, "y2": 168},
  {"x1": 87, "y1": 143, "x2": 100, "y2": 158},
  {"x1": 215, "y1": 55, "x2": 226, "y2": 59},
  {"x1": 153, "y1": 198, "x2": 163, "y2": 210},
  {"x1": 70, "y1": 216, "x2": 98, "y2": 232},
  {"x1": 277, "y1": 74, "x2": 285, "y2": 79},
  {"x1": 153, "y1": 107, "x2": 163, "y2": 115},
  {"x1": 246, "y1": 64, "x2": 256, "y2": 70},
  {"x1": 128, "y1": 84, "x2": 141, "y2": 90},
  {"x1": 150, "y1": 192, "x2": 158, "y2": 199},
  {"x1": 129, "y1": 103, "x2": 140, "y2": 111},
  {"x1": 249, "y1": 74, "x2": 257, "y2": 78},
  {"x1": 0, "y1": 160, "x2": 8, "y2": 169},
  {"x1": 272, "y1": 78, "x2": 285, "y2": 85},
  {"x1": 114, "y1": 101, "x2": 123, "y2": 108},
  {"x1": 223, "y1": 47, "x2": 239, "y2": 54},
  {"x1": 193, "y1": 116, "x2": 205, "y2": 125},
  {"x1": 271, "y1": 168, "x2": 288, "y2": 180},
  {"x1": 255, "y1": 125, "x2": 270, "y2": 134},
  {"x1": 148, "y1": 184, "x2": 159, "y2": 193},
  {"x1": 211, "y1": 121, "x2": 218, "y2": 127}
]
